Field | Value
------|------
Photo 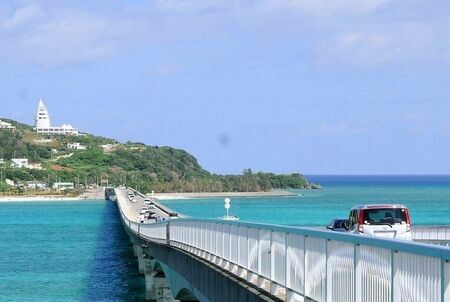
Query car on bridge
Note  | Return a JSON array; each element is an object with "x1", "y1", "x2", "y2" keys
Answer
[
  {"x1": 346, "y1": 204, "x2": 412, "y2": 240},
  {"x1": 326, "y1": 218, "x2": 348, "y2": 232},
  {"x1": 144, "y1": 198, "x2": 156, "y2": 209},
  {"x1": 140, "y1": 206, "x2": 149, "y2": 215}
]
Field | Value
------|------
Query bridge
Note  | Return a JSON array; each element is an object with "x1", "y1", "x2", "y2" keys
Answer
[{"x1": 113, "y1": 188, "x2": 450, "y2": 302}]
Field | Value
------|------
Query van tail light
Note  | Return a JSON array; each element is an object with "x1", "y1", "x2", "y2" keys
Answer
[
  {"x1": 404, "y1": 208, "x2": 412, "y2": 232},
  {"x1": 358, "y1": 210, "x2": 364, "y2": 233}
]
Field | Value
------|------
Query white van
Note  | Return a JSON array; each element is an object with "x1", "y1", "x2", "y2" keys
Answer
[{"x1": 346, "y1": 204, "x2": 412, "y2": 240}]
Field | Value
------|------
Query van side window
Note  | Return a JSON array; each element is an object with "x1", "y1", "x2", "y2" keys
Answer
[
  {"x1": 348, "y1": 210, "x2": 358, "y2": 229},
  {"x1": 348, "y1": 210, "x2": 354, "y2": 228}
]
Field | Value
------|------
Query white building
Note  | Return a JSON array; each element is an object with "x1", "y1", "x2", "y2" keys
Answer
[
  {"x1": 67, "y1": 142, "x2": 87, "y2": 150},
  {"x1": 11, "y1": 158, "x2": 42, "y2": 170},
  {"x1": 53, "y1": 182, "x2": 74, "y2": 190},
  {"x1": 0, "y1": 119, "x2": 15, "y2": 129},
  {"x1": 26, "y1": 181, "x2": 48, "y2": 190},
  {"x1": 34, "y1": 99, "x2": 79, "y2": 136},
  {"x1": 11, "y1": 158, "x2": 29, "y2": 168}
]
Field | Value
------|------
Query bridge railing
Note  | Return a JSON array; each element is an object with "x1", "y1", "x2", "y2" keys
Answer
[
  {"x1": 115, "y1": 190, "x2": 450, "y2": 302},
  {"x1": 168, "y1": 218, "x2": 450, "y2": 302},
  {"x1": 413, "y1": 226, "x2": 450, "y2": 244}
]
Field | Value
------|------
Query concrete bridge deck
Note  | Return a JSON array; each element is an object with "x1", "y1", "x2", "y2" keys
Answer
[{"x1": 113, "y1": 188, "x2": 450, "y2": 302}]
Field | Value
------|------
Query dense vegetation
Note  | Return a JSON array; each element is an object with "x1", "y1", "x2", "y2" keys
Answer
[{"x1": 0, "y1": 118, "x2": 312, "y2": 193}]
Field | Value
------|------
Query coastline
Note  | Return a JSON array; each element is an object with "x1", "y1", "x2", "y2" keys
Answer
[
  {"x1": 152, "y1": 190, "x2": 297, "y2": 200},
  {"x1": 0, "y1": 195, "x2": 87, "y2": 202},
  {"x1": 0, "y1": 189, "x2": 296, "y2": 202},
  {"x1": 0, "y1": 188, "x2": 105, "y2": 202}
]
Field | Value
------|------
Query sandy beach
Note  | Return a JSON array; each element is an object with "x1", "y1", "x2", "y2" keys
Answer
[
  {"x1": 0, "y1": 196, "x2": 85, "y2": 202},
  {"x1": 0, "y1": 188, "x2": 105, "y2": 202},
  {"x1": 0, "y1": 189, "x2": 297, "y2": 202},
  {"x1": 151, "y1": 190, "x2": 297, "y2": 200}
]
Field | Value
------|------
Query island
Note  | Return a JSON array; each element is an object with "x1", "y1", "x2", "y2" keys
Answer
[{"x1": 0, "y1": 117, "x2": 318, "y2": 197}]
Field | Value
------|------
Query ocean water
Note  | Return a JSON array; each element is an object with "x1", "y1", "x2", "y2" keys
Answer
[
  {"x1": 0, "y1": 176, "x2": 449, "y2": 301},
  {"x1": 0, "y1": 200, "x2": 145, "y2": 302},
  {"x1": 159, "y1": 175, "x2": 450, "y2": 226}
]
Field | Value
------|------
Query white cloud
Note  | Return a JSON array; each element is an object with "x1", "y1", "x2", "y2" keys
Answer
[
  {"x1": 0, "y1": 3, "x2": 138, "y2": 67},
  {"x1": 318, "y1": 23, "x2": 440, "y2": 66},
  {"x1": 0, "y1": 1, "x2": 447, "y2": 68},
  {"x1": 260, "y1": 0, "x2": 388, "y2": 14},
  {"x1": 0, "y1": 4, "x2": 42, "y2": 31}
]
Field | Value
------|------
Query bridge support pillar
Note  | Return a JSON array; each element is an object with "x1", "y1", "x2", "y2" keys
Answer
[
  {"x1": 144, "y1": 265, "x2": 177, "y2": 301},
  {"x1": 144, "y1": 263, "x2": 157, "y2": 302},
  {"x1": 153, "y1": 274, "x2": 177, "y2": 302},
  {"x1": 137, "y1": 246, "x2": 145, "y2": 274}
]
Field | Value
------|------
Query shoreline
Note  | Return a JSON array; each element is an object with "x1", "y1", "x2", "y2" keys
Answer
[
  {"x1": 0, "y1": 188, "x2": 105, "y2": 202},
  {"x1": 0, "y1": 195, "x2": 88, "y2": 202},
  {"x1": 0, "y1": 189, "x2": 297, "y2": 202},
  {"x1": 152, "y1": 190, "x2": 297, "y2": 200}
]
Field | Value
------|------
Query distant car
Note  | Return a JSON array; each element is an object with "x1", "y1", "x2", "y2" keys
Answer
[
  {"x1": 326, "y1": 219, "x2": 348, "y2": 232},
  {"x1": 346, "y1": 204, "x2": 412, "y2": 240},
  {"x1": 131, "y1": 198, "x2": 137, "y2": 203},
  {"x1": 140, "y1": 207, "x2": 149, "y2": 214}
]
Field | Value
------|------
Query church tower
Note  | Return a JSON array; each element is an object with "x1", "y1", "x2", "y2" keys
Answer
[{"x1": 35, "y1": 99, "x2": 51, "y2": 129}]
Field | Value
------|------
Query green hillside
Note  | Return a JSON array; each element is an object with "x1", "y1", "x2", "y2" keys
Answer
[{"x1": 0, "y1": 118, "x2": 311, "y2": 193}]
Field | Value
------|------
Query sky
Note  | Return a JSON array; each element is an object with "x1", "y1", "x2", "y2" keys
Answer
[{"x1": 0, "y1": 0, "x2": 449, "y2": 175}]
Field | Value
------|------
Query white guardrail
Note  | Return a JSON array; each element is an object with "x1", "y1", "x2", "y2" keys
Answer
[
  {"x1": 116, "y1": 192, "x2": 450, "y2": 302},
  {"x1": 414, "y1": 226, "x2": 450, "y2": 243}
]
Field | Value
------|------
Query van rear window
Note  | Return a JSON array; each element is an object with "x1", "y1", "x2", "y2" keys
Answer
[{"x1": 362, "y1": 208, "x2": 407, "y2": 225}]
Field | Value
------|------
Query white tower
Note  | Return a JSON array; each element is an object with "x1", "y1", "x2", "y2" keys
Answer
[{"x1": 35, "y1": 99, "x2": 51, "y2": 129}]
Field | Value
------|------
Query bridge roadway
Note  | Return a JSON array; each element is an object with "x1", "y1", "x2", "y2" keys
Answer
[
  {"x1": 115, "y1": 188, "x2": 450, "y2": 302},
  {"x1": 117, "y1": 188, "x2": 172, "y2": 222}
]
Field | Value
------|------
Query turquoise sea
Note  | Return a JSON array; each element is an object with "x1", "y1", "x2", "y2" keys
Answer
[
  {"x1": 0, "y1": 200, "x2": 145, "y2": 301},
  {"x1": 159, "y1": 175, "x2": 450, "y2": 226},
  {"x1": 0, "y1": 175, "x2": 449, "y2": 301}
]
